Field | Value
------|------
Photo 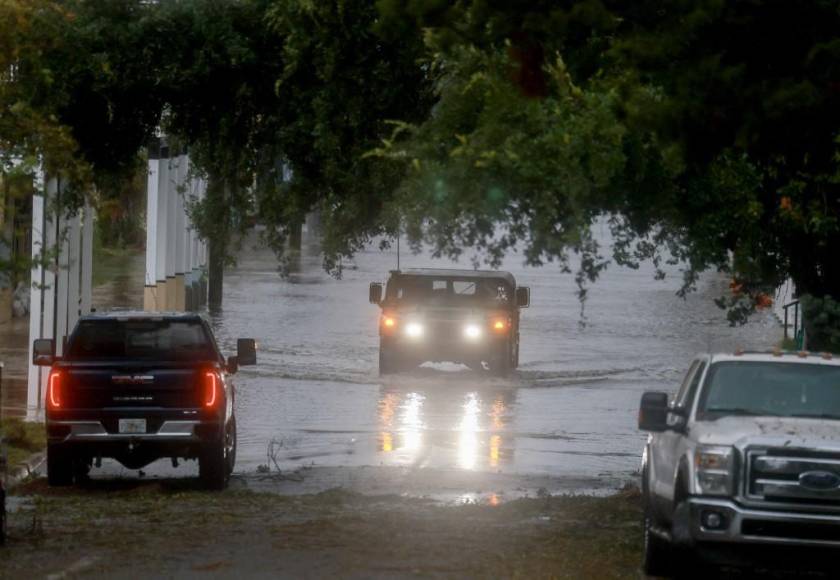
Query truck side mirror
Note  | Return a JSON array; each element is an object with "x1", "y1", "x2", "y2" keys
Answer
[
  {"x1": 237, "y1": 338, "x2": 257, "y2": 366},
  {"x1": 516, "y1": 287, "x2": 530, "y2": 308},
  {"x1": 638, "y1": 391, "x2": 669, "y2": 432},
  {"x1": 369, "y1": 282, "x2": 383, "y2": 305},
  {"x1": 33, "y1": 338, "x2": 55, "y2": 366}
]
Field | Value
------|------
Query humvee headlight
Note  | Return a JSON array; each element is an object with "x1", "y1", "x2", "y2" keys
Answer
[
  {"x1": 383, "y1": 317, "x2": 396, "y2": 328},
  {"x1": 493, "y1": 319, "x2": 507, "y2": 332},
  {"x1": 695, "y1": 445, "x2": 735, "y2": 496},
  {"x1": 464, "y1": 324, "x2": 482, "y2": 340},
  {"x1": 405, "y1": 322, "x2": 424, "y2": 338}
]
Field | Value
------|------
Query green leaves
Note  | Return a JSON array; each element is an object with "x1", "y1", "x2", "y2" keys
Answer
[{"x1": 365, "y1": 0, "x2": 840, "y2": 332}]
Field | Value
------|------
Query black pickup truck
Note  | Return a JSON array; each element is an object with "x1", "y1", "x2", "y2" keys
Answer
[{"x1": 33, "y1": 312, "x2": 256, "y2": 490}]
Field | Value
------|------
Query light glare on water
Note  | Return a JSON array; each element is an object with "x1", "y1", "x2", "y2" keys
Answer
[{"x1": 207, "y1": 228, "x2": 779, "y2": 488}]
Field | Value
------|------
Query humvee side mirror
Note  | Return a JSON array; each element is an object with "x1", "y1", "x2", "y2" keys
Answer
[
  {"x1": 237, "y1": 338, "x2": 257, "y2": 366},
  {"x1": 638, "y1": 391, "x2": 669, "y2": 432},
  {"x1": 33, "y1": 338, "x2": 55, "y2": 366},
  {"x1": 226, "y1": 355, "x2": 239, "y2": 374},
  {"x1": 369, "y1": 282, "x2": 383, "y2": 305},
  {"x1": 516, "y1": 287, "x2": 530, "y2": 308}
]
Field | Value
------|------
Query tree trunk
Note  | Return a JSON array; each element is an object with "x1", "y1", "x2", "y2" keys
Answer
[
  {"x1": 289, "y1": 221, "x2": 302, "y2": 252},
  {"x1": 205, "y1": 174, "x2": 229, "y2": 313}
]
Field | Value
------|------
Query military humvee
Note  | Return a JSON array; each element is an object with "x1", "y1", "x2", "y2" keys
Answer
[{"x1": 369, "y1": 269, "x2": 530, "y2": 375}]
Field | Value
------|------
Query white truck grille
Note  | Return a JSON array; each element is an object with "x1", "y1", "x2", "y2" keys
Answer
[{"x1": 746, "y1": 449, "x2": 840, "y2": 506}]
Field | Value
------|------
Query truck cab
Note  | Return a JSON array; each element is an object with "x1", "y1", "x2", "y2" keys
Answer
[
  {"x1": 369, "y1": 269, "x2": 530, "y2": 375},
  {"x1": 33, "y1": 311, "x2": 256, "y2": 490},
  {"x1": 639, "y1": 351, "x2": 840, "y2": 575}
]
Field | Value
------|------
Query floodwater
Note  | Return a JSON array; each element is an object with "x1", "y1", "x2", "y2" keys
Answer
[
  {"x1": 204, "y1": 227, "x2": 779, "y2": 495},
  {"x1": 23, "y1": 228, "x2": 780, "y2": 497}
]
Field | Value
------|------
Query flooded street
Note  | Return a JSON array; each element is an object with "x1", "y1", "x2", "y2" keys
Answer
[
  {"x1": 10, "y1": 229, "x2": 781, "y2": 498},
  {"x1": 194, "y1": 228, "x2": 781, "y2": 498}
]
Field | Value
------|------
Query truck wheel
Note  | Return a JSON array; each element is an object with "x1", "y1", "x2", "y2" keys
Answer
[
  {"x1": 642, "y1": 506, "x2": 673, "y2": 577},
  {"x1": 489, "y1": 342, "x2": 512, "y2": 376},
  {"x1": 226, "y1": 417, "x2": 237, "y2": 477},
  {"x1": 47, "y1": 445, "x2": 74, "y2": 487},
  {"x1": 379, "y1": 348, "x2": 400, "y2": 375},
  {"x1": 199, "y1": 438, "x2": 228, "y2": 491},
  {"x1": 514, "y1": 336, "x2": 520, "y2": 368},
  {"x1": 73, "y1": 457, "x2": 92, "y2": 483}
]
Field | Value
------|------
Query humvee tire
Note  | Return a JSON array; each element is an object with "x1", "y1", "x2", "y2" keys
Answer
[{"x1": 488, "y1": 340, "x2": 512, "y2": 377}]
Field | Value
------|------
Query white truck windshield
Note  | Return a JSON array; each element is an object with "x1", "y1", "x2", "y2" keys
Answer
[{"x1": 698, "y1": 361, "x2": 840, "y2": 420}]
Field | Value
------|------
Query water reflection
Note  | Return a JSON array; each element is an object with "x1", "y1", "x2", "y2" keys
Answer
[
  {"x1": 458, "y1": 392, "x2": 480, "y2": 470},
  {"x1": 402, "y1": 392, "x2": 424, "y2": 452},
  {"x1": 377, "y1": 379, "x2": 516, "y2": 471}
]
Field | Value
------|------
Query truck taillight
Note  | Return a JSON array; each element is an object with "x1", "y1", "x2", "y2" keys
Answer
[
  {"x1": 204, "y1": 371, "x2": 220, "y2": 408},
  {"x1": 48, "y1": 370, "x2": 62, "y2": 408}
]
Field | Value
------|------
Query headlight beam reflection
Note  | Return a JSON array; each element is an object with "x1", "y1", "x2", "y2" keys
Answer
[{"x1": 457, "y1": 392, "x2": 481, "y2": 470}]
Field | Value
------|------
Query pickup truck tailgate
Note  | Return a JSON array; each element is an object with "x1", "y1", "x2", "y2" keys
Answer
[{"x1": 60, "y1": 363, "x2": 204, "y2": 409}]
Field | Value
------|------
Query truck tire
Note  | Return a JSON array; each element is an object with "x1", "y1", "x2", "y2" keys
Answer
[
  {"x1": 642, "y1": 506, "x2": 673, "y2": 577},
  {"x1": 379, "y1": 347, "x2": 400, "y2": 375},
  {"x1": 641, "y1": 463, "x2": 673, "y2": 577},
  {"x1": 73, "y1": 457, "x2": 92, "y2": 483},
  {"x1": 488, "y1": 341, "x2": 512, "y2": 377},
  {"x1": 513, "y1": 335, "x2": 520, "y2": 368},
  {"x1": 47, "y1": 445, "x2": 74, "y2": 487},
  {"x1": 226, "y1": 417, "x2": 237, "y2": 477},
  {"x1": 199, "y1": 437, "x2": 229, "y2": 491}
]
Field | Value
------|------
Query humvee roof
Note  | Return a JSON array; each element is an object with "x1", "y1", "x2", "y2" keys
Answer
[{"x1": 391, "y1": 268, "x2": 517, "y2": 287}]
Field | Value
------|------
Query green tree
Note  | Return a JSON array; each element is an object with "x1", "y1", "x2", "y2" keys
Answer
[
  {"x1": 1, "y1": 0, "x2": 93, "y2": 282},
  {"x1": 153, "y1": 0, "x2": 285, "y2": 309},
  {"x1": 0, "y1": 1, "x2": 90, "y2": 194},
  {"x1": 162, "y1": 0, "x2": 432, "y2": 305},
  {"x1": 255, "y1": 0, "x2": 433, "y2": 274},
  {"x1": 2, "y1": 0, "x2": 176, "y2": 272},
  {"x1": 371, "y1": 0, "x2": 840, "y2": 344}
]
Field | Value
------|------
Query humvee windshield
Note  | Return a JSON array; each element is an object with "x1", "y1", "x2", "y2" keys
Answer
[{"x1": 385, "y1": 276, "x2": 512, "y2": 307}]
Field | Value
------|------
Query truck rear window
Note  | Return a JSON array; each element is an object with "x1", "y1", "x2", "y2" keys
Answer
[{"x1": 65, "y1": 320, "x2": 215, "y2": 361}]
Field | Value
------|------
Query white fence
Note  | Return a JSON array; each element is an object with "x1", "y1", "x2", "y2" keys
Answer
[
  {"x1": 26, "y1": 172, "x2": 94, "y2": 419},
  {"x1": 143, "y1": 145, "x2": 207, "y2": 312}
]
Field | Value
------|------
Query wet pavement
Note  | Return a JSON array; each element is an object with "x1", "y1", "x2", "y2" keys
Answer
[{"x1": 78, "y1": 229, "x2": 780, "y2": 499}]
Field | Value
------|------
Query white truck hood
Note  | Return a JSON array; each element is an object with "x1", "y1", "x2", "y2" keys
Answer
[{"x1": 692, "y1": 416, "x2": 840, "y2": 452}]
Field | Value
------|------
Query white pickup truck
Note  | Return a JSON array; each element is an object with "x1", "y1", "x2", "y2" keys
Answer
[{"x1": 639, "y1": 351, "x2": 840, "y2": 576}]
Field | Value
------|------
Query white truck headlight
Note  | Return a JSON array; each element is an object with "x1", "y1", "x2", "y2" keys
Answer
[
  {"x1": 463, "y1": 324, "x2": 482, "y2": 340},
  {"x1": 405, "y1": 322, "x2": 424, "y2": 338},
  {"x1": 695, "y1": 445, "x2": 735, "y2": 496}
]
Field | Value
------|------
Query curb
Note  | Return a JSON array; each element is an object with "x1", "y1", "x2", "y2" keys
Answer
[{"x1": 6, "y1": 452, "x2": 46, "y2": 488}]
